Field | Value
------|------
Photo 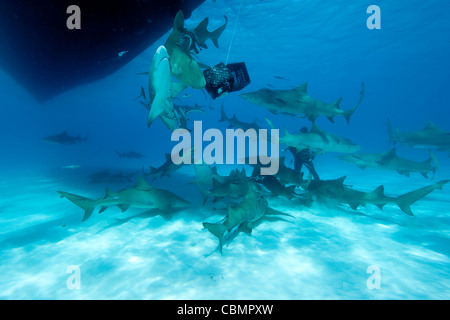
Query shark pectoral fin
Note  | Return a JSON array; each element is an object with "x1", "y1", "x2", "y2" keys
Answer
[
  {"x1": 99, "y1": 206, "x2": 108, "y2": 213},
  {"x1": 420, "y1": 172, "x2": 429, "y2": 179},
  {"x1": 117, "y1": 204, "x2": 130, "y2": 212},
  {"x1": 326, "y1": 116, "x2": 335, "y2": 123},
  {"x1": 171, "y1": 82, "x2": 187, "y2": 97},
  {"x1": 397, "y1": 170, "x2": 410, "y2": 177},
  {"x1": 147, "y1": 97, "x2": 167, "y2": 127},
  {"x1": 347, "y1": 200, "x2": 361, "y2": 211},
  {"x1": 265, "y1": 207, "x2": 295, "y2": 219}
]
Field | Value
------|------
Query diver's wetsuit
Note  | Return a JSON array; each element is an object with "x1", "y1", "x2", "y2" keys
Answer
[{"x1": 288, "y1": 147, "x2": 320, "y2": 180}]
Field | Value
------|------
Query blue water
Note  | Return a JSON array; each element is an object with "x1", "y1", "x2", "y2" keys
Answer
[{"x1": 1, "y1": 0, "x2": 450, "y2": 299}]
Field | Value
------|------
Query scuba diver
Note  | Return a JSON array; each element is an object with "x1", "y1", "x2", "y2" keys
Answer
[{"x1": 287, "y1": 127, "x2": 320, "y2": 180}]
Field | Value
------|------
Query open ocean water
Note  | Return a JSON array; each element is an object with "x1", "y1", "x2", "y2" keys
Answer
[{"x1": 0, "y1": 0, "x2": 449, "y2": 300}]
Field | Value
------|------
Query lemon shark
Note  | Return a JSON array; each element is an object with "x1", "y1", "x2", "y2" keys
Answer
[
  {"x1": 338, "y1": 148, "x2": 438, "y2": 178},
  {"x1": 219, "y1": 103, "x2": 262, "y2": 131},
  {"x1": 114, "y1": 149, "x2": 145, "y2": 159},
  {"x1": 203, "y1": 184, "x2": 293, "y2": 253},
  {"x1": 164, "y1": 10, "x2": 206, "y2": 89},
  {"x1": 240, "y1": 82, "x2": 364, "y2": 124},
  {"x1": 196, "y1": 167, "x2": 251, "y2": 205},
  {"x1": 279, "y1": 124, "x2": 360, "y2": 155},
  {"x1": 43, "y1": 131, "x2": 87, "y2": 145},
  {"x1": 58, "y1": 177, "x2": 190, "y2": 221},
  {"x1": 180, "y1": 14, "x2": 228, "y2": 53},
  {"x1": 303, "y1": 177, "x2": 449, "y2": 216},
  {"x1": 387, "y1": 119, "x2": 450, "y2": 156},
  {"x1": 142, "y1": 153, "x2": 187, "y2": 180},
  {"x1": 146, "y1": 45, "x2": 186, "y2": 129}
]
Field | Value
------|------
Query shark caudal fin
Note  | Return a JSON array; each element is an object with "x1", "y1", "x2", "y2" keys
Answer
[
  {"x1": 203, "y1": 222, "x2": 227, "y2": 254},
  {"x1": 386, "y1": 118, "x2": 395, "y2": 145},
  {"x1": 394, "y1": 180, "x2": 449, "y2": 215},
  {"x1": 219, "y1": 103, "x2": 228, "y2": 122},
  {"x1": 57, "y1": 191, "x2": 97, "y2": 221},
  {"x1": 343, "y1": 82, "x2": 365, "y2": 124},
  {"x1": 210, "y1": 16, "x2": 228, "y2": 48}
]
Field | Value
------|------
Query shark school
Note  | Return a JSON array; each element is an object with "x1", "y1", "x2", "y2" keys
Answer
[{"x1": 170, "y1": 121, "x2": 279, "y2": 175}]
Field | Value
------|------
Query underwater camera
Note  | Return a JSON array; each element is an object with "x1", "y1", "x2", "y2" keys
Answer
[{"x1": 203, "y1": 62, "x2": 251, "y2": 99}]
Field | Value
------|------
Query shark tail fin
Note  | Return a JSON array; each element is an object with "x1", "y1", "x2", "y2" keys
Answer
[
  {"x1": 395, "y1": 180, "x2": 449, "y2": 215},
  {"x1": 386, "y1": 118, "x2": 395, "y2": 145},
  {"x1": 203, "y1": 222, "x2": 227, "y2": 254},
  {"x1": 57, "y1": 191, "x2": 96, "y2": 222},
  {"x1": 209, "y1": 16, "x2": 228, "y2": 48},
  {"x1": 344, "y1": 82, "x2": 365, "y2": 124}
]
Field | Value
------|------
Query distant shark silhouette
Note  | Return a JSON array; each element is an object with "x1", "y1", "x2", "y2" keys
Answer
[
  {"x1": 302, "y1": 177, "x2": 449, "y2": 216},
  {"x1": 219, "y1": 103, "x2": 262, "y2": 130},
  {"x1": 387, "y1": 119, "x2": 450, "y2": 156},
  {"x1": 43, "y1": 131, "x2": 87, "y2": 145},
  {"x1": 241, "y1": 82, "x2": 364, "y2": 124},
  {"x1": 58, "y1": 177, "x2": 190, "y2": 221},
  {"x1": 338, "y1": 148, "x2": 438, "y2": 178},
  {"x1": 114, "y1": 149, "x2": 145, "y2": 159},
  {"x1": 89, "y1": 169, "x2": 136, "y2": 184}
]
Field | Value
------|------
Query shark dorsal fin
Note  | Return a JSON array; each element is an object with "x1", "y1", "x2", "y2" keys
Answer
[
  {"x1": 173, "y1": 10, "x2": 185, "y2": 33},
  {"x1": 105, "y1": 188, "x2": 111, "y2": 197},
  {"x1": 378, "y1": 148, "x2": 397, "y2": 166},
  {"x1": 372, "y1": 185, "x2": 385, "y2": 197},
  {"x1": 424, "y1": 121, "x2": 438, "y2": 130},
  {"x1": 136, "y1": 176, "x2": 151, "y2": 190},
  {"x1": 164, "y1": 153, "x2": 171, "y2": 161},
  {"x1": 295, "y1": 82, "x2": 308, "y2": 93},
  {"x1": 335, "y1": 176, "x2": 346, "y2": 186},
  {"x1": 194, "y1": 17, "x2": 209, "y2": 34}
]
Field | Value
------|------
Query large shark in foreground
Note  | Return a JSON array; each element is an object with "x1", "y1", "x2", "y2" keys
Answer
[
  {"x1": 302, "y1": 177, "x2": 449, "y2": 216},
  {"x1": 164, "y1": 10, "x2": 206, "y2": 89},
  {"x1": 338, "y1": 148, "x2": 438, "y2": 178},
  {"x1": 202, "y1": 184, "x2": 293, "y2": 253},
  {"x1": 58, "y1": 177, "x2": 190, "y2": 221},
  {"x1": 240, "y1": 82, "x2": 365, "y2": 124},
  {"x1": 387, "y1": 119, "x2": 450, "y2": 156},
  {"x1": 146, "y1": 45, "x2": 186, "y2": 129}
]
